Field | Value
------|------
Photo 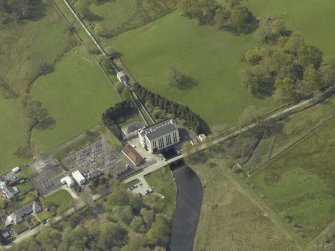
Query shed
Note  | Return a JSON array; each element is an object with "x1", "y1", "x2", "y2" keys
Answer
[{"x1": 116, "y1": 71, "x2": 128, "y2": 84}]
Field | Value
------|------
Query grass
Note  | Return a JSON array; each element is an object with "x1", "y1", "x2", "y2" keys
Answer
[
  {"x1": 144, "y1": 167, "x2": 177, "y2": 218},
  {"x1": 0, "y1": 0, "x2": 73, "y2": 94},
  {"x1": 31, "y1": 46, "x2": 120, "y2": 152},
  {"x1": 250, "y1": 118, "x2": 335, "y2": 240},
  {"x1": 188, "y1": 156, "x2": 300, "y2": 251},
  {"x1": 0, "y1": 99, "x2": 30, "y2": 174},
  {"x1": 85, "y1": 0, "x2": 176, "y2": 39},
  {"x1": 110, "y1": 11, "x2": 278, "y2": 128},
  {"x1": 247, "y1": 0, "x2": 335, "y2": 55},
  {"x1": 44, "y1": 189, "x2": 73, "y2": 207}
]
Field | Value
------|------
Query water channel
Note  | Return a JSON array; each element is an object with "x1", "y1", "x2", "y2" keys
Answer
[{"x1": 168, "y1": 161, "x2": 204, "y2": 251}]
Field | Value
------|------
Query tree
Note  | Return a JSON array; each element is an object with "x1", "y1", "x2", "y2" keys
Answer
[
  {"x1": 130, "y1": 216, "x2": 146, "y2": 233},
  {"x1": 256, "y1": 18, "x2": 288, "y2": 44},
  {"x1": 168, "y1": 65, "x2": 184, "y2": 87},
  {"x1": 98, "y1": 223, "x2": 127, "y2": 249},
  {"x1": 239, "y1": 106, "x2": 264, "y2": 125},
  {"x1": 273, "y1": 77, "x2": 296, "y2": 101},
  {"x1": 320, "y1": 57, "x2": 335, "y2": 88},
  {"x1": 146, "y1": 215, "x2": 171, "y2": 246}
]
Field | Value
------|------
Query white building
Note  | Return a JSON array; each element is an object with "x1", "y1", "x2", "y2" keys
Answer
[
  {"x1": 138, "y1": 119, "x2": 180, "y2": 153},
  {"x1": 116, "y1": 71, "x2": 128, "y2": 85},
  {"x1": 61, "y1": 176, "x2": 75, "y2": 187},
  {"x1": 71, "y1": 170, "x2": 86, "y2": 185},
  {"x1": 12, "y1": 167, "x2": 20, "y2": 174}
]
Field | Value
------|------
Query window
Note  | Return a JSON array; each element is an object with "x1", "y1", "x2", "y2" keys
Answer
[
  {"x1": 166, "y1": 134, "x2": 172, "y2": 145},
  {"x1": 173, "y1": 131, "x2": 178, "y2": 143},
  {"x1": 152, "y1": 140, "x2": 157, "y2": 148},
  {"x1": 158, "y1": 138, "x2": 164, "y2": 149}
]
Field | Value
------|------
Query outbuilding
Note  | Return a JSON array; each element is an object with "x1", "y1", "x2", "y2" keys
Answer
[
  {"x1": 71, "y1": 170, "x2": 86, "y2": 185},
  {"x1": 61, "y1": 176, "x2": 75, "y2": 187},
  {"x1": 12, "y1": 167, "x2": 20, "y2": 174}
]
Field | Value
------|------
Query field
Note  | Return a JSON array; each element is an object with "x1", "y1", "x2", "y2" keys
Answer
[
  {"x1": 144, "y1": 167, "x2": 177, "y2": 218},
  {"x1": 188, "y1": 156, "x2": 299, "y2": 251},
  {"x1": 84, "y1": 0, "x2": 176, "y2": 39},
  {"x1": 247, "y1": 0, "x2": 335, "y2": 55},
  {"x1": 31, "y1": 46, "x2": 120, "y2": 152},
  {"x1": 110, "y1": 11, "x2": 278, "y2": 128},
  {"x1": 44, "y1": 189, "x2": 73, "y2": 207},
  {"x1": 0, "y1": 1, "x2": 74, "y2": 173},
  {"x1": 0, "y1": 0, "x2": 73, "y2": 95},
  {"x1": 0, "y1": 99, "x2": 30, "y2": 172},
  {"x1": 250, "y1": 118, "x2": 335, "y2": 240}
]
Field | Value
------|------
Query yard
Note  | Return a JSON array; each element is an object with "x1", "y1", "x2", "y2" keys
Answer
[
  {"x1": 188, "y1": 155, "x2": 299, "y2": 251},
  {"x1": 31, "y1": 46, "x2": 120, "y2": 152},
  {"x1": 250, "y1": 118, "x2": 335, "y2": 240}
]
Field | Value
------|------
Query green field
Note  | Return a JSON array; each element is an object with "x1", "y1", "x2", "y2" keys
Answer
[
  {"x1": 0, "y1": 0, "x2": 72, "y2": 95},
  {"x1": 189, "y1": 156, "x2": 299, "y2": 251},
  {"x1": 44, "y1": 189, "x2": 73, "y2": 207},
  {"x1": 251, "y1": 119, "x2": 335, "y2": 240},
  {"x1": 247, "y1": 0, "x2": 335, "y2": 55},
  {"x1": 31, "y1": 46, "x2": 120, "y2": 152},
  {"x1": 110, "y1": 11, "x2": 278, "y2": 128},
  {"x1": 84, "y1": 0, "x2": 175, "y2": 39},
  {"x1": 0, "y1": 98, "x2": 30, "y2": 173}
]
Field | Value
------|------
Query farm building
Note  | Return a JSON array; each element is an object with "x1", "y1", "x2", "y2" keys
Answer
[
  {"x1": 116, "y1": 71, "x2": 128, "y2": 84},
  {"x1": 72, "y1": 170, "x2": 86, "y2": 185},
  {"x1": 121, "y1": 144, "x2": 144, "y2": 166},
  {"x1": 61, "y1": 176, "x2": 75, "y2": 187},
  {"x1": 138, "y1": 119, "x2": 180, "y2": 153},
  {"x1": 5, "y1": 201, "x2": 41, "y2": 225}
]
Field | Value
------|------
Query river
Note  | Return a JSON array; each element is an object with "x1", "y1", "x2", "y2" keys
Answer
[{"x1": 168, "y1": 161, "x2": 203, "y2": 251}]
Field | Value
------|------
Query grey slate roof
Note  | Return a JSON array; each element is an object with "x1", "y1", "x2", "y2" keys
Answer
[
  {"x1": 0, "y1": 181, "x2": 18, "y2": 200},
  {"x1": 141, "y1": 119, "x2": 178, "y2": 141},
  {"x1": 6, "y1": 200, "x2": 41, "y2": 225}
]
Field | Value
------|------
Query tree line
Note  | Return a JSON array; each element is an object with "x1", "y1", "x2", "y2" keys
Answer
[
  {"x1": 102, "y1": 100, "x2": 136, "y2": 140},
  {"x1": 0, "y1": 0, "x2": 45, "y2": 23},
  {"x1": 242, "y1": 18, "x2": 335, "y2": 102},
  {"x1": 133, "y1": 83, "x2": 209, "y2": 134},
  {"x1": 178, "y1": 0, "x2": 258, "y2": 34}
]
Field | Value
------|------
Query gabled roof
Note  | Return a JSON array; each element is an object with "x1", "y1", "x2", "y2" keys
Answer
[
  {"x1": 140, "y1": 119, "x2": 178, "y2": 141},
  {"x1": 121, "y1": 145, "x2": 144, "y2": 166}
]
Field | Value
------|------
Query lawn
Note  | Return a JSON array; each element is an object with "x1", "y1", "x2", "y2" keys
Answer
[
  {"x1": 251, "y1": 119, "x2": 335, "y2": 240},
  {"x1": 44, "y1": 189, "x2": 73, "y2": 207},
  {"x1": 188, "y1": 155, "x2": 299, "y2": 251},
  {"x1": 110, "y1": 11, "x2": 278, "y2": 128},
  {"x1": 0, "y1": 98, "x2": 30, "y2": 173},
  {"x1": 31, "y1": 46, "x2": 120, "y2": 152},
  {"x1": 144, "y1": 167, "x2": 177, "y2": 218},
  {"x1": 247, "y1": 0, "x2": 335, "y2": 55}
]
